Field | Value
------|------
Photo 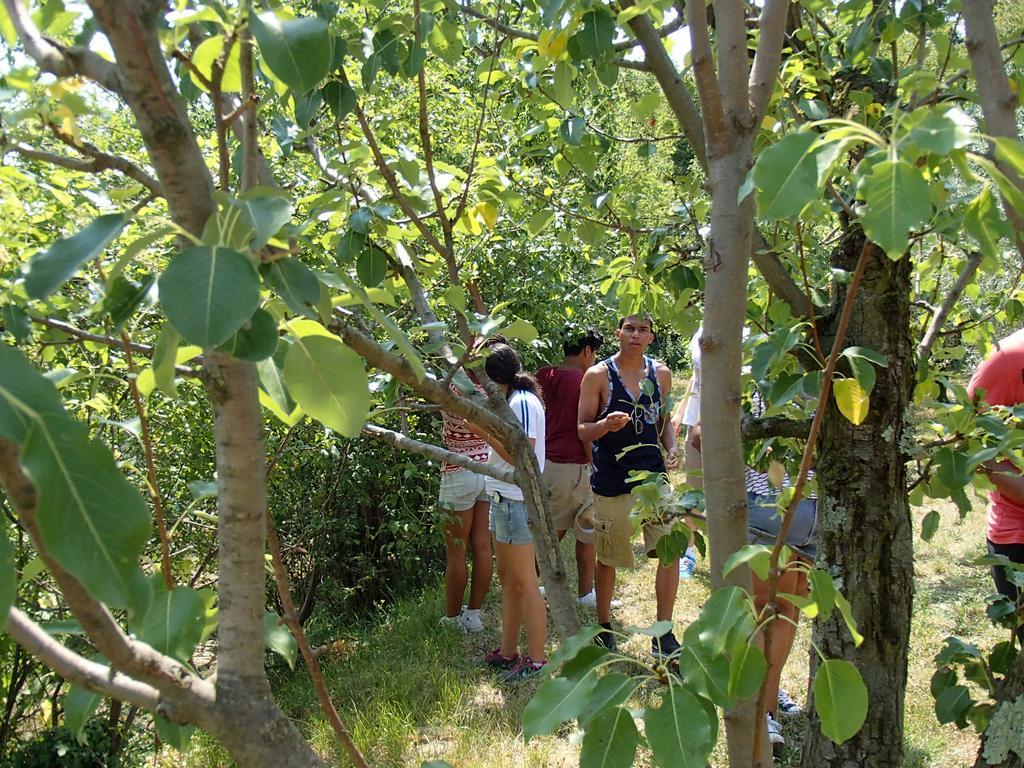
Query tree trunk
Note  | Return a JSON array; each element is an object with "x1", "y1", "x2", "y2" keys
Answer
[
  {"x1": 801, "y1": 229, "x2": 915, "y2": 768},
  {"x1": 701, "y1": 143, "x2": 767, "y2": 768}
]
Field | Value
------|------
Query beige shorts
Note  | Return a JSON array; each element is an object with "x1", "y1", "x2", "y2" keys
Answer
[
  {"x1": 543, "y1": 461, "x2": 594, "y2": 544},
  {"x1": 592, "y1": 492, "x2": 672, "y2": 568},
  {"x1": 438, "y1": 470, "x2": 488, "y2": 511}
]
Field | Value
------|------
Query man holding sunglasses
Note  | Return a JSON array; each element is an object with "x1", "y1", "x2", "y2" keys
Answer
[{"x1": 578, "y1": 314, "x2": 680, "y2": 657}]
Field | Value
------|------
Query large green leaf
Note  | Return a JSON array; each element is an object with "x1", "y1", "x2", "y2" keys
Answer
[
  {"x1": 64, "y1": 684, "x2": 102, "y2": 742},
  {"x1": 567, "y1": 10, "x2": 614, "y2": 61},
  {"x1": 684, "y1": 586, "x2": 753, "y2": 656},
  {"x1": 22, "y1": 414, "x2": 151, "y2": 616},
  {"x1": 644, "y1": 685, "x2": 715, "y2": 767},
  {"x1": 158, "y1": 246, "x2": 260, "y2": 348},
  {"x1": 152, "y1": 324, "x2": 180, "y2": 398},
  {"x1": 523, "y1": 669, "x2": 598, "y2": 741},
  {"x1": 0, "y1": 346, "x2": 66, "y2": 443},
  {"x1": 753, "y1": 132, "x2": 819, "y2": 220},
  {"x1": 264, "y1": 258, "x2": 321, "y2": 319},
  {"x1": 678, "y1": 647, "x2": 732, "y2": 706},
  {"x1": 24, "y1": 213, "x2": 128, "y2": 300},
  {"x1": 579, "y1": 672, "x2": 639, "y2": 726},
  {"x1": 322, "y1": 81, "x2": 357, "y2": 122},
  {"x1": 264, "y1": 611, "x2": 297, "y2": 669},
  {"x1": 812, "y1": 659, "x2": 868, "y2": 744},
  {"x1": 903, "y1": 107, "x2": 973, "y2": 155},
  {"x1": 579, "y1": 706, "x2": 639, "y2": 768},
  {"x1": 282, "y1": 332, "x2": 370, "y2": 437},
  {"x1": 217, "y1": 308, "x2": 279, "y2": 362},
  {"x1": 233, "y1": 191, "x2": 292, "y2": 250},
  {"x1": 727, "y1": 642, "x2": 766, "y2": 700},
  {"x1": 250, "y1": 12, "x2": 332, "y2": 93},
  {"x1": 964, "y1": 185, "x2": 1007, "y2": 260},
  {"x1": 156, "y1": 715, "x2": 196, "y2": 752},
  {"x1": 137, "y1": 584, "x2": 206, "y2": 663},
  {"x1": 858, "y1": 159, "x2": 931, "y2": 259}
]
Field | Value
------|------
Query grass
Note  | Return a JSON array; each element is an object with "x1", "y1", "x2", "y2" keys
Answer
[{"x1": 176, "y1": 494, "x2": 1006, "y2": 768}]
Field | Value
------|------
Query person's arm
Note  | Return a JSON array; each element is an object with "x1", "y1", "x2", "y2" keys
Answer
[
  {"x1": 578, "y1": 364, "x2": 630, "y2": 443},
  {"x1": 980, "y1": 459, "x2": 1024, "y2": 504},
  {"x1": 671, "y1": 376, "x2": 694, "y2": 437},
  {"x1": 656, "y1": 364, "x2": 678, "y2": 470}
]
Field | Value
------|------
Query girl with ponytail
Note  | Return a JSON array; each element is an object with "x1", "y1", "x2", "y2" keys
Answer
[{"x1": 470, "y1": 344, "x2": 548, "y2": 682}]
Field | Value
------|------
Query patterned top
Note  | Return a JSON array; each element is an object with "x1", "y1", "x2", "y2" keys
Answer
[
  {"x1": 441, "y1": 384, "x2": 489, "y2": 474},
  {"x1": 745, "y1": 390, "x2": 816, "y2": 498}
]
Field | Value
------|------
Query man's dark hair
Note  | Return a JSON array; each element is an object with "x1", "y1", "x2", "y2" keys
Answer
[
  {"x1": 563, "y1": 327, "x2": 604, "y2": 357},
  {"x1": 618, "y1": 314, "x2": 655, "y2": 331}
]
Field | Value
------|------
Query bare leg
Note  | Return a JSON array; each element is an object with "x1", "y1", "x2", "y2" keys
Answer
[
  {"x1": 655, "y1": 559, "x2": 680, "y2": 621},
  {"x1": 467, "y1": 499, "x2": 492, "y2": 610},
  {"x1": 498, "y1": 541, "x2": 548, "y2": 660},
  {"x1": 753, "y1": 567, "x2": 808, "y2": 712},
  {"x1": 576, "y1": 540, "x2": 596, "y2": 597},
  {"x1": 494, "y1": 541, "x2": 523, "y2": 658},
  {"x1": 442, "y1": 507, "x2": 472, "y2": 617},
  {"x1": 596, "y1": 561, "x2": 616, "y2": 624}
]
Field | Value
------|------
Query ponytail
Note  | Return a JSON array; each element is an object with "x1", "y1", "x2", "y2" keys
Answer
[{"x1": 484, "y1": 344, "x2": 544, "y2": 401}]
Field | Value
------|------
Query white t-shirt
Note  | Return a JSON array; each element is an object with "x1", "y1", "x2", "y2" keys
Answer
[
  {"x1": 485, "y1": 389, "x2": 546, "y2": 501},
  {"x1": 682, "y1": 328, "x2": 702, "y2": 427}
]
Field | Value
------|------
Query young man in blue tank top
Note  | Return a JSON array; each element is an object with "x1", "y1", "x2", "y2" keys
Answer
[{"x1": 577, "y1": 314, "x2": 681, "y2": 657}]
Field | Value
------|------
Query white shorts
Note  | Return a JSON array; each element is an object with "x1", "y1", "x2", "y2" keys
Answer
[{"x1": 438, "y1": 470, "x2": 488, "y2": 511}]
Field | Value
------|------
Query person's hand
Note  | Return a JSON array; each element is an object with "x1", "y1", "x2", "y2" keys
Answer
[
  {"x1": 689, "y1": 425, "x2": 701, "y2": 452},
  {"x1": 603, "y1": 411, "x2": 631, "y2": 432},
  {"x1": 665, "y1": 446, "x2": 679, "y2": 470}
]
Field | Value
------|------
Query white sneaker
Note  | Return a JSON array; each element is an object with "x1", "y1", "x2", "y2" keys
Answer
[
  {"x1": 577, "y1": 590, "x2": 623, "y2": 609},
  {"x1": 766, "y1": 713, "x2": 785, "y2": 754},
  {"x1": 457, "y1": 608, "x2": 484, "y2": 633},
  {"x1": 777, "y1": 688, "x2": 803, "y2": 718}
]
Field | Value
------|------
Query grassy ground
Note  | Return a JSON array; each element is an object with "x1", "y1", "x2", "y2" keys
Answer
[{"x1": 177, "y1": 495, "x2": 1004, "y2": 768}]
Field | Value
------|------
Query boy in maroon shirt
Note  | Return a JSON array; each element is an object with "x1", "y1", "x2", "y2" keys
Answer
[{"x1": 538, "y1": 327, "x2": 604, "y2": 606}]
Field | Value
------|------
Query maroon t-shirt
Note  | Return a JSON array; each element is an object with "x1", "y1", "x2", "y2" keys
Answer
[{"x1": 537, "y1": 365, "x2": 588, "y2": 464}]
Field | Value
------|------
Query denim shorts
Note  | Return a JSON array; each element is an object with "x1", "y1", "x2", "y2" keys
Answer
[
  {"x1": 489, "y1": 495, "x2": 532, "y2": 545},
  {"x1": 747, "y1": 492, "x2": 818, "y2": 561}
]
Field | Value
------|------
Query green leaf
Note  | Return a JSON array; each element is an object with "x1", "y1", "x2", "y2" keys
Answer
[
  {"x1": 499, "y1": 318, "x2": 538, "y2": 344},
  {"x1": 293, "y1": 88, "x2": 322, "y2": 129},
  {"x1": 579, "y1": 673, "x2": 639, "y2": 726},
  {"x1": 644, "y1": 685, "x2": 715, "y2": 767},
  {"x1": 993, "y1": 137, "x2": 1024, "y2": 179},
  {"x1": 2, "y1": 304, "x2": 32, "y2": 343},
  {"x1": 678, "y1": 647, "x2": 732, "y2": 706},
  {"x1": 721, "y1": 544, "x2": 772, "y2": 580},
  {"x1": 152, "y1": 324, "x2": 180, "y2": 398},
  {"x1": 155, "y1": 715, "x2": 195, "y2": 752},
  {"x1": 559, "y1": 116, "x2": 585, "y2": 146},
  {"x1": 250, "y1": 12, "x2": 332, "y2": 93},
  {"x1": 528, "y1": 209, "x2": 555, "y2": 236},
  {"x1": 99, "y1": 274, "x2": 154, "y2": 330},
  {"x1": 904, "y1": 108, "x2": 973, "y2": 155},
  {"x1": 64, "y1": 685, "x2": 102, "y2": 742},
  {"x1": 233, "y1": 191, "x2": 292, "y2": 250},
  {"x1": 0, "y1": 533, "x2": 13, "y2": 630},
  {"x1": 546, "y1": 624, "x2": 601, "y2": 672},
  {"x1": 631, "y1": 91, "x2": 662, "y2": 120},
  {"x1": 322, "y1": 81, "x2": 357, "y2": 122},
  {"x1": 808, "y1": 568, "x2": 836, "y2": 618},
  {"x1": 159, "y1": 246, "x2": 261, "y2": 348},
  {"x1": 858, "y1": 159, "x2": 932, "y2": 259},
  {"x1": 567, "y1": 10, "x2": 614, "y2": 61},
  {"x1": 265, "y1": 259, "x2": 320, "y2": 319},
  {"x1": 727, "y1": 642, "x2": 766, "y2": 701},
  {"x1": 685, "y1": 586, "x2": 753, "y2": 656},
  {"x1": 373, "y1": 27, "x2": 403, "y2": 75},
  {"x1": 191, "y1": 35, "x2": 241, "y2": 93},
  {"x1": 934, "y1": 684, "x2": 972, "y2": 726},
  {"x1": 813, "y1": 659, "x2": 868, "y2": 744},
  {"x1": 201, "y1": 204, "x2": 253, "y2": 250},
  {"x1": 283, "y1": 332, "x2": 370, "y2": 437},
  {"x1": 920, "y1": 509, "x2": 940, "y2": 542},
  {"x1": 24, "y1": 213, "x2": 128, "y2": 300},
  {"x1": 22, "y1": 414, "x2": 151, "y2": 616},
  {"x1": 579, "y1": 706, "x2": 639, "y2": 768},
  {"x1": 357, "y1": 246, "x2": 388, "y2": 287},
  {"x1": 834, "y1": 590, "x2": 863, "y2": 646},
  {"x1": 753, "y1": 132, "x2": 820, "y2": 220},
  {"x1": 335, "y1": 229, "x2": 367, "y2": 264},
  {"x1": 137, "y1": 585, "x2": 206, "y2": 663},
  {"x1": 964, "y1": 185, "x2": 1007, "y2": 260},
  {"x1": 264, "y1": 611, "x2": 297, "y2": 669},
  {"x1": 217, "y1": 308, "x2": 279, "y2": 362},
  {"x1": 0, "y1": 347, "x2": 67, "y2": 443},
  {"x1": 523, "y1": 669, "x2": 598, "y2": 741}
]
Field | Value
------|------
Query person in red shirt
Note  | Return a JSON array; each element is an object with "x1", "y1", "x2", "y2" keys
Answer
[
  {"x1": 967, "y1": 328, "x2": 1024, "y2": 604},
  {"x1": 537, "y1": 327, "x2": 605, "y2": 606}
]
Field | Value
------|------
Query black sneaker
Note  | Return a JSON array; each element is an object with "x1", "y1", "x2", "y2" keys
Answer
[
  {"x1": 594, "y1": 622, "x2": 617, "y2": 653},
  {"x1": 652, "y1": 630, "x2": 680, "y2": 660}
]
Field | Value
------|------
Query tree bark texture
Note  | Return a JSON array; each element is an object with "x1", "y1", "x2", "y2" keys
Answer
[{"x1": 801, "y1": 229, "x2": 915, "y2": 768}]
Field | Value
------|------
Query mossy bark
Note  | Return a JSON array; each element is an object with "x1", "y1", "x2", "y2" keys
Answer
[{"x1": 800, "y1": 229, "x2": 915, "y2": 768}]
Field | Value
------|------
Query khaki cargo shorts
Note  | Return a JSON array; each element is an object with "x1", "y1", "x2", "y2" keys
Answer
[
  {"x1": 542, "y1": 461, "x2": 595, "y2": 544},
  {"x1": 592, "y1": 492, "x2": 672, "y2": 568}
]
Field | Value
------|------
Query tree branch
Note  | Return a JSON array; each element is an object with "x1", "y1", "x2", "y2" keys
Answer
[
  {"x1": 47, "y1": 124, "x2": 164, "y2": 197},
  {"x1": 747, "y1": 0, "x2": 788, "y2": 123},
  {"x1": 917, "y1": 251, "x2": 984, "y2": 363},
  {"x1": 2, "y1": 0, "x2": 123, "y2": 94},
  {"x1": 362, "y1": 423, "x2": 514, "y2": 483},
  {"x1": 741, "y1": 414, "x2": 812, "y2": 440},
  {"x1": 612, "y1": 14, "x2": 686, "y2": 52},
  {"x1": 710, "y1": 0, "x2": 750, "y2": 127},
  {"x1": 683, "y1": 0, "x2": 728, "y2": 156},
  {"x1": 6, "y1": 608, "x2": 161, "y2": 711},
  {"x1": 2, "y1": 138, "x2": 162, "y2": 198}
]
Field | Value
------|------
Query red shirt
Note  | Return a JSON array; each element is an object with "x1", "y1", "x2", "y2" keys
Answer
[
  {"x1": 537, "y1": 365, "x2": 588, "y2": 465},
  {"x1": 967, "y1": 329, "x2": 1024, "y2": 544}
]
